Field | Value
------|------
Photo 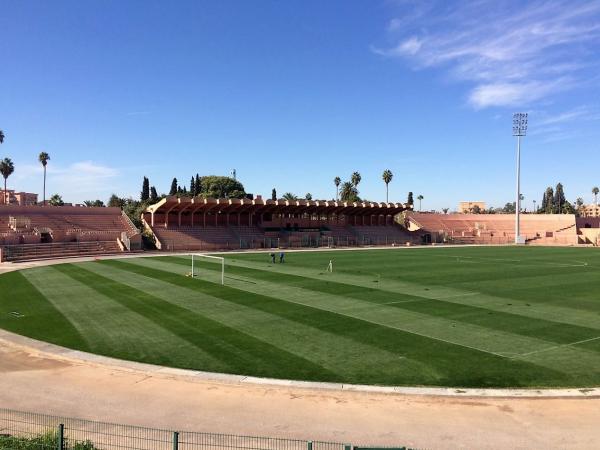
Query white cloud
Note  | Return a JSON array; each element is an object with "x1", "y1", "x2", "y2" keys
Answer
[
  {"x1": 13, "y1": 161, "x2": 119, "y2": 203},
  {"x1": 374, "y1": 0, "x2": 600, "y2": 108},
  {"x1": 468, "y1": 79, "x2": 567, "y2": 109},
  {"x1": 372, "y1": 36, "x2": 423, "y2": 57}
]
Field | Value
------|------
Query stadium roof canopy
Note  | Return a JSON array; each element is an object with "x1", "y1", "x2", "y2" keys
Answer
[{"x1": 145, "y1": 196, "x2": 410, "y2": 226}]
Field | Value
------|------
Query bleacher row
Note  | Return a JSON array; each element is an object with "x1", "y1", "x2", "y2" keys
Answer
[
  {"x1": 0, "y1": 206, "x2": 140, "y2": 262},
  {"x1": 149, "y1": 223, "x2": 419, "y2": 251},
  {"x1": 406, "y1": 213, "x2": 579, "y2": 245}
]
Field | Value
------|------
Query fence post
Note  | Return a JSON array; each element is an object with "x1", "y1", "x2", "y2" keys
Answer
[
  {"x1": 57, "y1": 423, "x2": 64, "y2": 450},
  {"x1": 173, "y1": 431, "x2": 179, "y2": 450},
  {"x1": 307, "y1": 441, "x2": 313, "y2": 450}
]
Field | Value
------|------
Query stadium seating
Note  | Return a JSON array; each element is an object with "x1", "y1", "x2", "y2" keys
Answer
[
  {"x1": 0, "y1": 206, "x2": 140, "y2": 262},
  {"x1": 407, "y1": 213, "x2": 578, "y2": 245},
  {"x1": 352, "y1": 225, "x2": 419, "y2": 245}
]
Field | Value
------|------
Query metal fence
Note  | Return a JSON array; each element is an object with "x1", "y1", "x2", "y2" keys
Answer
[
  {"x1": 161, "y1": 235, "x2": 418, "y2": 252},
  {"x1": 0, "y1": 409, "x2": 392, "y2": 450}
]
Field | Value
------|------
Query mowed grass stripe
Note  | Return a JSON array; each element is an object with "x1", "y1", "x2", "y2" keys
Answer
[
  {"x1": 107, "y1": 258, "x2": 575, "y2": 387},
  {"x1": 82, "y1": 261, "x2": 436, "y2": 385},
  {"x1": 222, "y1": 256, "x2": 600, "y2": 331},
  {"x1": 145, "y1": 258, "x2": 600, "y2": 377},
  {"x1": 0, "y1": 270, "x2": 90, "y2": 351},
  {"x1": 136, "y1": 257, "x2": 544, "y2": 357},
  {"x1": 22, "y1": 266, "x2": 229, "y2": 371},
  {"x1": 166, "y1": 256, "x2": 600, "y2": 348},
  {"x1": 54, "y1": 263, "x2": 336, "y2": 381}
]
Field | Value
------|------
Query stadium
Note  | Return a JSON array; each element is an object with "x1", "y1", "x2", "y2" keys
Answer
[{"x1": 2, "y1": 1, "x2": 600, "y2": 449}]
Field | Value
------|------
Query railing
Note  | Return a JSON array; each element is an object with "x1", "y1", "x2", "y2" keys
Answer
[
  {"x1": 0, "y1": 408, "x2": 401, "y2": 450},
  {"x1": 121, "y1": 210, "x2": 140, "y2": 237},
  {"x1": 159, "y1": 235, "x2": 419, "y2": 252},
  {"x1": 120, "y1": 231, "x2": 131, "y2": 251}
]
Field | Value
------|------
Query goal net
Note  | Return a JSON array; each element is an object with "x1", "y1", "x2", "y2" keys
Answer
[{"x1": 189, "y1": 254, "x2": 225, "y2": 285}]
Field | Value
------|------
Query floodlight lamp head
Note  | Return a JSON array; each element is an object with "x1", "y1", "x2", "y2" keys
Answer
[{"x1": 512, "y1": 112, "x2": 528, "y2": 136}]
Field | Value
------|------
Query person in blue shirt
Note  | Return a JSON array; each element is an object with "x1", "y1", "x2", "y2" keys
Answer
[{"x1": 279, "y1": 251, "x2": 285, "y2": 263}]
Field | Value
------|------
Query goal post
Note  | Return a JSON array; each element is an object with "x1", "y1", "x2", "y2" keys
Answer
[{"x1": 190, "y1": 254, "x2": 225, "y2": 285}]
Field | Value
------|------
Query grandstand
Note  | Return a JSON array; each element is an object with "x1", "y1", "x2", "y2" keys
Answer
[
  {"x1": 0, "y1": 205, "x2": 141, "y2": 262},
  {"x1": 406, "y1": 212, "x2": 579, "y2": 245},
  {"x1": 143, "y1": 196, "x2": 416, "y2": 251}
]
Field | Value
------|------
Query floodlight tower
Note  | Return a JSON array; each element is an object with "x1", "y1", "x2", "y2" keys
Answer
[{"x1": 512, "y1": 113, "x2": 528, "y2": 244}]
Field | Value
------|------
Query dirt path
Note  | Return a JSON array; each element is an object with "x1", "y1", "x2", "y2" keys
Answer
[{"x1": 1, "y1": 339, "x2": 599, "y2": 450}]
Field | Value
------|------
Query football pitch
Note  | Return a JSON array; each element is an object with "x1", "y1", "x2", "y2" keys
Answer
[{"x1": 2, "y1": 246, "x2": 600, "y2": 388}]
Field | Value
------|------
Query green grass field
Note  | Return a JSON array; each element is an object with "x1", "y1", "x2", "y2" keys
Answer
[{"x1": 2, "y1": 246, "x2": 600, "y2": 388}]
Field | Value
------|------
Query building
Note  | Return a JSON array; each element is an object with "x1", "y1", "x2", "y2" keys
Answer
[
  {"x1": 0, "y1": 190, "x2": 38, "y2": 206},
  {"x1": 580, "y1": 204, "x2": 600, "y2": 218},
  {"x1": 458, "y1": 201, "x2": 486, "y2": 214}
]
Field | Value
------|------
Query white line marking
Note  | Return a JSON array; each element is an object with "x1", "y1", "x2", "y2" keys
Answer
[
  {"x1": 515, "y1": 336, "x2": 600, "y2": 358},
  {"x1": 438, "y1": 292, "x2": 480, "y2": 299},
  {"x1": 380, "y1": 299, "x2": 425, "y2": 305}
]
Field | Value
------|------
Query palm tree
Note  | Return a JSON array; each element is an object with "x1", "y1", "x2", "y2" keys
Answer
[
  {"x1": 382, "y1": 169, "x2": 393, "y2": 203},
  {"x1": 442, "y1": 208, "x2": 449, "y2": 214},
  {"x1": 417, "y1": 194, "x2": 424, "y2": 211},
  {"x1": 282, "y1": 192, "x2": 297, "y2": 201},
  {"x1": 351, "y1": 172, "x2": 361, "y2": 187},
  {"x1": 339, "y1": 181, "x2": 358, "y2": 202},
  {"x1": 334, "y1": 177, "x2": 341, "y2": 200},
  {"x1": 38, "y1": 152, "x2": 50, "y2": 205},
  {"x1": 0, "y1": 130, "x2": 5, "y2": 144},
  {"x1": 0, "y1": 158, "x2": 15, "y2": 205},
  {"x1": 593, "y1": 187, "x2": 599, "y2": 205}
]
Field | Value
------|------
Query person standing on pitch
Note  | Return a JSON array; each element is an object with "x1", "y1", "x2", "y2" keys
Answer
[
  {"x1": 270, "y1": 252, "x2": 275, "y2": 264},
  {"x1": 279, "y1": 251, "x2": 285, "y2": 263}
]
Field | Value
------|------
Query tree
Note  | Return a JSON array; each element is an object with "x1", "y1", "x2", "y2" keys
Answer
[
  {"x1": 593, "y1": 187, "x2": 599, "y2": 205},
  {"x1": 407, "y1": 192, "x2": 414, "y2": 206},
  {"x1": 382, "y1": 169, "x2": 393, "y2": 203},
  {"x1": 37, "y1": 152, "x2": 51, "y2": 205},
  {"x1": 417, "y1": 194, "x2": 424, "y2": 211},
  {"x1": 271, "y1": 188, "x2": 277, "y2": 201},
  {"x1": 195, "y1": 174, "x2": 201, "y2": 196},
  {"x1": 190, "y1": 177, "x2": 195, "y2": 196},
  {"x1": 340, "y1": 181, "x2": 359, "y2": 202},
  {"x1": 471, "y1": 205, "x2": 482, "y2": 214},
  {"x1": 351, "y1": 172, "x2": 361, "y2": 187},
  {"x1": 108, "y1": 194, "x2": 125, "y2": 208},
  {"x1": 198, "y1": 176, "x2": 245, "y2": 198},
  {"x1": 150, "y1": 186, "x2": 158, "y2": 201},
  {"x1": 83, "y1": 199, "x2": 105, "y2": 207},
  {"x1": 0, "y1": 158, "x2": 15, "y2": 205},
  {"x1": 141, "y1": 176, "x2": 150, "y2": 201},
  {"x1": 169, "y1": 178, "x2": 178, "y2": 195},
  {"x1": 305, "y1": 193, "x2": 312, "y2": 201},
  {"x1": 0, "y1": 130, "x2": 4, "y2": 144},
  {"x1": 502, "y1": 202, "x2": 516, "y2": 213},
  {"x1": 554, "y1": 183, "x2": 566, "y2": 213},
  {"x1": 282, "y1": 192, "x2": 297, "y2": 201},
  {"x1": 334, "y1": 177, "x2": 341, "y2": 201},
  {"x1": 442, "y1": 208, "x2": 449, "y2": 214},
  {"x1": 49, "y1": 194, "x2": 64, "y2": 206},
  {"x1": 562, "y1": 200, "x2": 576, "y2": 215},
  {"x1": 543, "y1": 186, "x2": 554, "y2": 213}
]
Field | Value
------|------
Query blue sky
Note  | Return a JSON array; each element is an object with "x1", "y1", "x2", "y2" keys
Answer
[{"x1": 1, "y1": 0, "x2": 599, "y2": 210}]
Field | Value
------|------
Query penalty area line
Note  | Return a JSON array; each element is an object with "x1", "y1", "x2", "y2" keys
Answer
[{"x1": 513, "y1": 336, "x2": 600, "y2": 358}]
